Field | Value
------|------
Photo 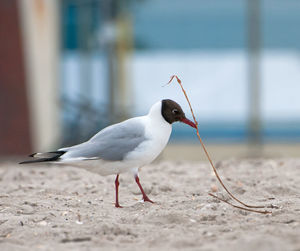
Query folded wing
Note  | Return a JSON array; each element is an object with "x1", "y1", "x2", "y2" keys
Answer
[{"x1": 60, "y1": 118, "x2": 147, "y2": 161}]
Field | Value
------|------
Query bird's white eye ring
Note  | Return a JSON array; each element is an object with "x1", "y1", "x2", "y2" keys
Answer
[{"x1": 172, "y1": 109, "x2": 179, "y2": 114}]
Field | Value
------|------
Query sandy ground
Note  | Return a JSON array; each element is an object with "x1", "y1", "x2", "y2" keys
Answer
[
  {"x1": 163, "y1": 143, "x2": 300, "y2": 161},
  {"x1": 0, "y1": 158, "x2": 299, "y2": 251}
]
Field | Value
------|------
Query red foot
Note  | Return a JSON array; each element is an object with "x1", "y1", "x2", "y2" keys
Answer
[
  {"x1": 115, "y1": 203, "x2": 123, "y2": 208},
  {"x1": 135, "y1": 175, "x2": 154, "y2": 204},
  {"x1": 143, "y1": 196, "x2": 154, "y2": 204}
]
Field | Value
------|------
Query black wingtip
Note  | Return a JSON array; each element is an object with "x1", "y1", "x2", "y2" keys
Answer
[
  {"x1": 19, "y1": 159, "x2": 41, "y2": 164},
  {"x1": 19, "y1": 151, "x2": 67, "y2": 165},
  {"x1": 19, "y1": 160, "x2": 32, "y2": 164},
  {"x1": 19, "y1": 158, "x2": 54, "y2": 164}
]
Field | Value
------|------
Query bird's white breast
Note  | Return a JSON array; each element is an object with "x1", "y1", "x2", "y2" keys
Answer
[{"x1": 125, "y1": 103, "x2": 172, "y2": 166}]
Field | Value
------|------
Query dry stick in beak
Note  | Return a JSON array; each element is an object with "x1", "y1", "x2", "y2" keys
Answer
[{"x1": 166, "y1": 75, "x2": 271, "y2": 215}]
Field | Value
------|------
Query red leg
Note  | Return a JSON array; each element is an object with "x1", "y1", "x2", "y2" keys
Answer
[
  {"x1": 115, "y1": 174, "x2": 122, "y2": 208},
  {"x1": 135, "y1": 175, "x2": 154, "y2": 203}
]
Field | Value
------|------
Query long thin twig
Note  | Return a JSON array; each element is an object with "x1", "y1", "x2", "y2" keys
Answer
[
  {"x1": 208, "y1": 193, "x2": 271, "y2": 214},
  {"x1": 166, "y1": 75, "x2": 271, "y2": 213}
]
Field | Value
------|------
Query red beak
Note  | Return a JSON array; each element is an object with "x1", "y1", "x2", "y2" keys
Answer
[{"x1": 180, "y1": 118, "x2": 197, "y2": 129}]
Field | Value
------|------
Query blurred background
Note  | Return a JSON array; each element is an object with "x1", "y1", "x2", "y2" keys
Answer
[{"x1": 1, "y1": 0, "x2": 300, "y2": 160}]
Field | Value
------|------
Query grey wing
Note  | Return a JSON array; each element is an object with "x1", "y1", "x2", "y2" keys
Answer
[{"x1": 60, "y1": 118, "x2": 147, "y2": 161}]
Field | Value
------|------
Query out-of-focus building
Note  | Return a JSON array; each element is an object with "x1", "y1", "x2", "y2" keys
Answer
[
  {"x1": 0, "y1": 0, "x2": 32, "y2": 155},
  {"x1": 0, "y1": 0, "x2": 60, "y2": 155}
]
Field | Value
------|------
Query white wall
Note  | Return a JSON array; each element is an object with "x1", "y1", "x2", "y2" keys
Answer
[{"x1": 18, "y1": 0, "x2": 61, "y2": 151}]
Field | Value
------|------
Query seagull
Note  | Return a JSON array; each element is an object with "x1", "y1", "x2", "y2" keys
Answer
[{"x1": 20, "y1": 99, "x2": 196, "y2": 207}]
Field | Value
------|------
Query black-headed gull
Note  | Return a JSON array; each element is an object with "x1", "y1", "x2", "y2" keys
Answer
[{"x1": 20, "y1": 99, "x2": 196, "y2": 207}]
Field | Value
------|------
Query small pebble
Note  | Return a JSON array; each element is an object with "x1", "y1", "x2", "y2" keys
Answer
[
  {"x1": 38, "y1": 221, "x2": 47, "y2": 226},
  {"x1": 210, "y1": 185, "x2": 218, "y2": 192}
]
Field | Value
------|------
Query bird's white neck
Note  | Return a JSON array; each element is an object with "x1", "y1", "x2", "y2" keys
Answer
[
  {"x1": 147, "y1": 101, "x2": 167, "y2": 124},
  {"x1": 131, "y1": 101, "x2": 172, "y2": 165},
  {"x1": 145, "y1": 100, "x2": 172, "y2": 141}
]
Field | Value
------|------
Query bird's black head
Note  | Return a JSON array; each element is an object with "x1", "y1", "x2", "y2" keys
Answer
[{"x1": 161, "y1": 99, "x2": 196, "y2": 128}]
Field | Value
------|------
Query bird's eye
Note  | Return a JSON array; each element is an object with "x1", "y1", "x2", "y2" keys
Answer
[{"x1": 172, "y1": 109, "x2": 179, "y2": 115}]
